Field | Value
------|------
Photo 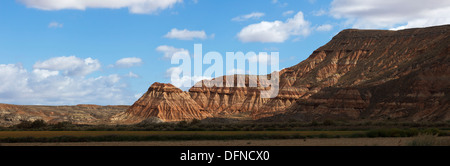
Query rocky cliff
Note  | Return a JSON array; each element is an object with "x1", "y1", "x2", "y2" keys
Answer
[
  {"x1": 122, "y1": 25, "x2": 450, "y2": 123},
  {"x1": 115, "y1": 82, "x2": 211, "y2": 123},
  {"x1": 268, "y1": 25, "x2": 450, "y2": 122}
]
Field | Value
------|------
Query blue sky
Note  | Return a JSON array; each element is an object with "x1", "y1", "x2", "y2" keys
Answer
[{"x1": 0, "y1": 0, "x2": 449, "y2": 105}]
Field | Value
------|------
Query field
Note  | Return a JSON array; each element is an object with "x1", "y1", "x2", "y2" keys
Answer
[
  {"x1": 0, "y1": 120, "x2": 449, "y2": 145},
  {"x1": 2, "y1": 137, "x2": 450, "y2": 146},
  {"x1": 0, "y1": 129, "x2": 449, "y2": 143},
  {"x1": 0, "y1": 130, "x2": 363, "y2": 139}
]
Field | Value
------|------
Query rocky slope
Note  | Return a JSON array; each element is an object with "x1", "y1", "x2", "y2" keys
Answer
[
  {"x1": 121, "y1": 25, "x2": 449, "y2": 123},
  {"x1": 185, "y1": 25, "x2": 449, "y2": 122},
  {"x1": 189, "y1": 74, "x2": 272, "y2": 116},
  {"x1": 0, "y1": 104, "x2": 128, "y2": 126},
  {"x1": 14, "y1": 25, "x2": 444, "y2": 124},
  {"x1": 266, "y1": 25, "x2": 450, "y2": 122},
  {"x1": 113, "y1": 82, "x2": 211, "y2": 123}
]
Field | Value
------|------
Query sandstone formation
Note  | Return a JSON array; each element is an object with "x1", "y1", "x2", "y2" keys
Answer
[
  {"x1": 11, "y1": 25, "x2": 445, "y2": 125},
  {"x1": 115, "y1": 82, "x2": 211, "y2": 123},
  {"x1": 269, "y1": 25, "x2": 450, "y2": 122},
  {"x1": 189, "y1": 75, "x2": 272, "y2": 116},
  {"x1": 186, "y1": 25, "x2": 449, "y2": 122}
]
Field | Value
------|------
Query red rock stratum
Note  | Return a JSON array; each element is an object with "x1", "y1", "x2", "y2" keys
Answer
[{"x1": 83, "y1": 25, "x2": 450, "y2": 123}]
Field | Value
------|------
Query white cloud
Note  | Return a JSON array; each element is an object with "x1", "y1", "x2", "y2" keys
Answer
[
  {"x1": 237, "y1": 11, "x2": 311, "y2": 43},
  {"x1": 48, "y1": 21, "x2": 63, "y2": 28},
  {"x1": 330, "y1": 0, "x2": 450, "y2": 29},
  {"x1": 114, "y1": 57, "x2": 142, "y2": 68},
  {"x1": 33, "y1": 56, "x2": 101, "y2": 76},
  {"x1": 156, "y1": 45, "x2": 189, "y2": 59},
  {"x1": 312, "y1": 9, "x2": 327, "y2": 16},
  {"x1": 125, "y1": 71, "x2": 139, "y2": 78},
  {"x1": 316, "y1": 24, "x2": 333, "y2": 31},
  {"x1": 272, "y1": 0, "x2": 287, "y2": 7},
  {"x1": 232, "y1": 12, "x2": 265, "y2": 21},
  {"x1": 282, "y1": 10, "x2": 294, "y2": 16},
  {"x1": 226, "y1": 69, "x2": 246, "y2": 75},
  {"x1": 165, "y1": 67, "x2": 210, "y2": 90},
  {"x1": 164, "y1": 28, "x2": 207, "y2": 40},
  {"x1": 0, "y1": 63, "x2": 134, "y2": 105},
  {"x1": 32, "y1": 69, "x2": 59, "y2": 80},
  {"x1": 18, "y1": 0, "x2": 183, "y2": 14}
]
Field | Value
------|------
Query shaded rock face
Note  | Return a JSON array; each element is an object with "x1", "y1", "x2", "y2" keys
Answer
[
  {"x1": 117, "y1": 82, "x2": 211, "y2": 122},
  {"x1": 125, "y1": 25, "x2": 450, "y2": 122}
]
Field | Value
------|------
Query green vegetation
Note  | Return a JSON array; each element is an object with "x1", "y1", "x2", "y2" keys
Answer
[
  {"x1": 4, "y1": 119, "x2": 450, "y2": 132},
  {"x1": 0, "y1": 128, "x2": 448, "y2": 143},
  {"x1": 0, "y1": 120, "x2": 448, "y2": 143}
]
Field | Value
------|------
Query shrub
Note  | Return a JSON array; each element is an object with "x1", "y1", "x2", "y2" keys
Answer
[
  {"x1": 323, "y1": 120, "x2": 335, "y2": 126},
  {"x1": 52, "y1": 121, "x2": 73, "y2": 129},
  {"x1": 14, "y1": 119, "x2": 47, "y2": 129},
  {"x1": 190, "y1": 119, "x2": 201, "y2": 125},
  {"x1": 408, "y1": 134, "x2": 439, "y2": 146},
  {"x1": 310, "y1": 121, "x2": 319, "y2": 126},
  {"x1": 177, "y1": 121, "x2": 188, "y2": 127}
]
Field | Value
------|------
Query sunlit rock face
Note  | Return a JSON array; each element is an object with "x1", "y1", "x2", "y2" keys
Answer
[{"x1": 124, "y1": 25, "x2": 450, "y2": 122}]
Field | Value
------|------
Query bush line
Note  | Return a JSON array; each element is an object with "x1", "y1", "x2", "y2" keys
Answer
[{"x1": 0, "y1": 128, "x2": 447, "y2": 143}]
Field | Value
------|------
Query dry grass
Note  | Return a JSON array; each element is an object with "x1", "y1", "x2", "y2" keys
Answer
[
  {"x1": 2, "y1": 137, "x2": 450, "y2": 146},
  {"x1": 0, "y1": 130, "x2": 362, "y2": 138},
  {"x1": 408, "y1": 134, "x2": 450, "y2": 146}
]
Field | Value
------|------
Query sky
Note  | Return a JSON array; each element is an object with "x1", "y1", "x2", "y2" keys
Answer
[{"x1": 0, "y1": 0, "x2": 449, "y2": 105}]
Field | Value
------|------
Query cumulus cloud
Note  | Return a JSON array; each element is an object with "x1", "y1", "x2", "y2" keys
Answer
[
  {"x1": 18, "y1": 0, "x2": 183, "y2": 14},
  {"x1": 165, "y1": 66, "x2": 210, "y2": 90},
  {"x1": 0, "y1": 62, "x2": 134, "y2": 105},
  {"x1": 125, "y1": 71, "x2": 139, "y2": 78},
  {"x1": 330, "y1": 0, "x2": 450, "y2": 29},
  {"x1": 156, "y1": 45, "x2": 189, "y2": 59},
  {"x1": 226, "y1": 69, "x2": 246, "y2": 75},
  {"x1": 164, "y1": 28, "x2": 207, "y2": 40},
  {"x1": 33, "y1": 56, "x2": 101, "y2": 76},
  {"x1": 113, "y1": 57, "x2": 143, "y2": 68},
  {"x1": 282, "y1": 10, "x2": 294, "y2": 16},
  {"x1": 48, "y1": 21, "x2": 63, "y2": 28},
  {"x1": 316, "y1": 24, "x2": 333, "y2": 31},
  {"x1": 232, "y1": 12, "x2": 265, "y2": 21},
  {"x1": 237, "y1": 11, "x2": 311, "y2": 43},
  {"x1": 312, "y1": 9, "x2": 327, "y2": 16}
]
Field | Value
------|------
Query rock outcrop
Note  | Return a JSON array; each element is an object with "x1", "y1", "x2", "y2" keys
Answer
[
  {"x1": 115, "y1": 82, "x2": 211, "y2": 123},
  {"x1": 122, "y1": 25, "x2": 450, "y2": 123},
  {"x1": 263, "y1": 25, "x2": 450, "y2": 121},
  {"x1": 189, "y1": 75, "x2": 271, "y2": 116}
]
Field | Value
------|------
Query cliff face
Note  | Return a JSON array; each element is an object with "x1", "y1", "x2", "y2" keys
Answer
[
  {"x1": 117, "y1": 82, "x2": 211, "y2": 122},
  {"x1": 189, "y1": 75, "x2": 272, "y2": 116},
  {"x1": 123, "y1": 25, "x2": 450, "y2": 123},
  {"x1": 265, "y1": 25, "x2": 450, "y2": 121}
]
